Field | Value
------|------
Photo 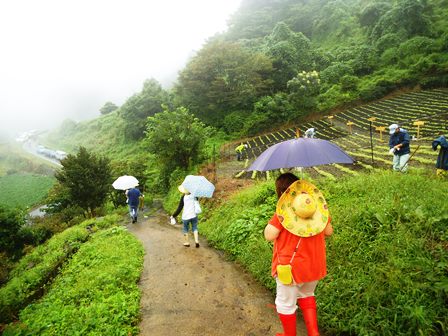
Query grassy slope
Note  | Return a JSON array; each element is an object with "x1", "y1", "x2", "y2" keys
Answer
[{"x1": 200, "y1": 170, "x2": 448, "y2": 335}]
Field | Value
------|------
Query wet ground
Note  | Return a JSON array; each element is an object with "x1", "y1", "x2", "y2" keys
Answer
[{"x1": 128, "y1": 206, "x2": 308, "y2": 336}]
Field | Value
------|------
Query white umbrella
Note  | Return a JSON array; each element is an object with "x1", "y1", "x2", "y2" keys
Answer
[
  {"x1": 180, "y1": 175, "x2": 215, "y2": 198},
  {"x1": 112, "y1": 175, "x2": 139, "y2": 190}
]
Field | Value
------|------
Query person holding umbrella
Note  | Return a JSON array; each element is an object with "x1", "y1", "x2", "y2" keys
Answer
[
  {"x1": 264, "y1": 173, "x2": 333, "y2": 336},
  {"x1": 112, "y1": 175, "x2": 141, "y2": 223},
  {"x1": 126, "y1": 186, "x2": 141, "y2": 223},
  {"x1": 171, "y1": 184, "x2": 201, "y2": 247},
  {"x1": 170, "y1": 175, "x2": 215, "y2": 248}
]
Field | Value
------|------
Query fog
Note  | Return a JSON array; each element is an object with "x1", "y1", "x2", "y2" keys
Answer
[{"x1": 0, "y1": 0, "x2": 241, "y2": 139}]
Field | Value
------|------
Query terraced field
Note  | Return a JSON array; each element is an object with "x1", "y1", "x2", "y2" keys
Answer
[{"x1": 231, "y1": 88, "x2": 447, "y2": 180}]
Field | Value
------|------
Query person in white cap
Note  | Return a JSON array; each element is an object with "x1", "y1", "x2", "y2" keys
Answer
[
  {"x1": 388, "y1": 124, "x2": 411, "y2": 172},
  {"x1": 304, "y1": 128, "x2": 316, "y2": 138}
]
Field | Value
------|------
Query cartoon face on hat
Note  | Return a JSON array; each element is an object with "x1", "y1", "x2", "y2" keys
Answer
[
  {"x1": 276, "y1": 180, "x2": 329, "y2": 237},
  {"x1": 389, "y1": 124, "x2": 399, "y2": 135}
]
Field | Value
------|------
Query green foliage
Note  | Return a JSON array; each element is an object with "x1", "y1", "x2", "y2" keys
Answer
[
  {"x1": 320, "y1": 63, "x2": 354, "y2": 85},
  {"x1": 0, "y1": 173, "x2": 55, "y2": 209},
  {"x1": 286, "y1": 70, "x2": 321, "y2": 111},
  {"x1": 319, "y1": 171, "x2": 448, "y2": 335},
  {"x1": 371, "y1": 0, "x2": 430, "y2": 41},
  {"x1": 52, "y1": 147, "x2": 112, "y2": 217},
  {"x1": 144, "y1": 106, "x2": 209, "y2": 186},
  {"x1": 318, "y1": 84, "x2": 358, "y2": 111},
  {"x1": 99, "y1": 101, "x2": 118, "y2": 115},
  {"x1": 0, "y1": 206, "x2": 25, "y2": 257},
  {"x1": 0, "y1": 222, "x2": 90, "y2": 323},
  {"x1": 3, "y1": 221, "x2": 143, "y2": 335},
  {"x1": 175, "y1": 39, "x2": 273, "y2": 128},
  {"x1": 264, "y1": 22, "x2": 314, "y2": 90},
  {"x1": 119, "y1": 78, "x2": 169, "y2": 140},
  {"x1": 201, "y1": 171, "x2": 448, "y2": 335},
  {"x1": 200, "y1": 181, "x2": 278, "y2": 290},
  {"x1": 245, "y1": 93, "x2": 295, "y2": 135}
]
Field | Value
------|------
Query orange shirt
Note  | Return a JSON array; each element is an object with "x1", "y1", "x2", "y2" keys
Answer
[{"x1": 270, "y1": 213, "x2": 327, "y2": 283}]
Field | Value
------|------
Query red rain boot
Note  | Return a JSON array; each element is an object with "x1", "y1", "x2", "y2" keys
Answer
[
  {"x1": 298, "y1": 296, "x2": 319, "y2": 336},
  {"x1": 276, "y1": 312, "x2": 297, "y2": 336}
]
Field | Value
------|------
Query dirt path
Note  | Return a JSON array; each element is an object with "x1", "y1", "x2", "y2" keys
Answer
[{"x1": 128, "y1": 205, "x2": 307, "y2": 336}]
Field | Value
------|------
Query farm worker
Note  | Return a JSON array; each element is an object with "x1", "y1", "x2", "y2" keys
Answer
[
  {"x1": 432, "y1": 134, "x2": 448, "y2": 177},
  {"x1": 235, "y1": 143, "x2": 246, "y2": 161},
  {"x1": 388, "y1": 124, "x2": 411, "y2": 172},
  {"x1": 126, "y1": 187, "x2": 141, "y2": 223},
  {"x1": 264, "y1": 173, "x2": 333, "y2": 336},
  {"x1": 170, "y1": 184, "x2": 201, "y2": 248},
  {"x1": 304, "y1": 128, "x2": 316, "y2": 138}
]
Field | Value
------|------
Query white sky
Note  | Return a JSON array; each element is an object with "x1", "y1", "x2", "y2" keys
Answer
[{"x1": 0, "y1": 0, "x2": 241, "y2": 138}]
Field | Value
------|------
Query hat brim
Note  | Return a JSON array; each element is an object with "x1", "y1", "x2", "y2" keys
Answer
[
  {"x1": 178, "y1": 185, "x2": 188, "y2": 193},
  {"x1": 276, "y1": 180, "x2": 329, "y2": 237}
]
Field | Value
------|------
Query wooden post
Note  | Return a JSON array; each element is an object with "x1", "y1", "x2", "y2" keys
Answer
[
  {"x1": 346, "y1": 121, "x2": 354, "y2": 134},
  {"x1": 295, "y1": 128, "x2": 300, "y2": 138},
  {"x1": 327, "y1": 115, "x2": 334, "y2": 125},
  {"x1": 413, "y1": 120, "x2": 425, "y2": 139},
  {"x1": 375, "y1": 126, "x2": 386, "y2": 142}
]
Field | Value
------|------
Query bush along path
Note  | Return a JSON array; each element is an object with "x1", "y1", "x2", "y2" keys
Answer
[{"x1": 127, "y1": 203, "x2": 308, "y2": 336}]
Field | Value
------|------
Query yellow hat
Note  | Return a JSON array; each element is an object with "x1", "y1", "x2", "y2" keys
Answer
[
  {"x1": 276, "y1": 180, "x2": 329, "y2": 237},
  {"x1": 178, "y1": 185, "x2": 189, "y2": 193}
]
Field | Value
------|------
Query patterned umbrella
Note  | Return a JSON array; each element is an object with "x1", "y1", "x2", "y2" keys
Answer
[
  {"x1": 247, "y1": 138, "x2": 354, "y2": 171},
  {"x1": 112, "y1": 175, "x2": 139, "y2": 190},
  {"x1": 181, "y1": 175, "x2": 215, "y2": 198}
]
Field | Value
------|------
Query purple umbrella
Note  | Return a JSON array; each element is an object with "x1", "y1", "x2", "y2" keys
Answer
[{"x1": 247, "y1": 138, "x2": 354, "y2": 171}]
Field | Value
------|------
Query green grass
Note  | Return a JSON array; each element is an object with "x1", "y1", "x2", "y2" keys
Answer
[
  {"x1": 199, "y1": 170, "x2": 448, "y2": 335},
  {"x1": 3, "y1": 217, "x2": 144, "y2": 335},
  {"x1": 0, "y1": 173, "x2": 55, "y2": 209}
]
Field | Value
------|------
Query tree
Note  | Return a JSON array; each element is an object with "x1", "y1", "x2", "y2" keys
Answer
[
  {"x1": 0, "y1": 206, "x2": 25, "y2": 257},
  {"x1": 120, "y1": 78, "x2": 169, "y2": 140},
  {"x1": 264, "y1": 22, "x2": 314, "y2": 91},
  {"x1": 175, "y1": 39, "x2": 273, "y2": 128},
  {"x1": 144, "y1": 106, "x2": 209, "y2": 178},
  {"x1": 52, "y1": 147, "x2": 112, "y2": 217},
  {"x1": 100, "y1": 101, "x2": 118, "y2": 115},
  {"x1": 371, "y1": 0, "x2": 430, "y2": 41}
]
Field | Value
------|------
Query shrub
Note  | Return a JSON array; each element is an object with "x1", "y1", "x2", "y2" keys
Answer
[{"x1": 4, "y1": 226, "x2": 144, "y2": 335}]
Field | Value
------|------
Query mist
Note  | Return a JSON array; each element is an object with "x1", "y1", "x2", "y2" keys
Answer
[{"x1": 0, "y1": 0, "x2": 241, "y2": 139}]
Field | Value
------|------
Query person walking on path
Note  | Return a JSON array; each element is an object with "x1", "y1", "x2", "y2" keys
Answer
[
  {"x1": 432, "y1": 134, "x2": 448, "y2": 177},
  {"x1": 388, "y1": 123, "x2": 411, "y2": 172},
  {"x1": 171, "y1": 184, "x2": 201, "y2": 247},
  {"x1": 126, "y1": 187, "x2": 141, "y2": 223},
  {"x1": 264, "y1": 173, "x2": 333, "y2": 336}
]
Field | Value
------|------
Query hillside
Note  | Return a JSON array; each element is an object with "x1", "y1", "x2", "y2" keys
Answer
[{"x1": 231, "y1": 88, "x2": 448, "y2": 180}]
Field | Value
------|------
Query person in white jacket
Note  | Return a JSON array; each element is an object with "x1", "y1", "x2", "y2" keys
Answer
[{"x1": 171, "y1": 185, "x2": 201, "y2": 247}]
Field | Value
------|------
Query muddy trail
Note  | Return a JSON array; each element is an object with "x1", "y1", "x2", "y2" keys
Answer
[{"x1": 128, "y1": 204, "x2": 307, "y2": 336}]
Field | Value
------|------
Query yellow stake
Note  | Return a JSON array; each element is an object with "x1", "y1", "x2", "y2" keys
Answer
[
  {"x1": 413, "y1": 120, "x2": 425, "y2": 139},
  {"x1": 375, "y1": 126, "x2": 386, "y2": 142},
  {"x1": 346, "y1": 121, "x2": 354, "y2": 134}
]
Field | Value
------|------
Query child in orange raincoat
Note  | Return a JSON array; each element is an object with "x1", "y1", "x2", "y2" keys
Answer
[{"x1": 264, "y1": 173, "x2": 333, "y2": 336}]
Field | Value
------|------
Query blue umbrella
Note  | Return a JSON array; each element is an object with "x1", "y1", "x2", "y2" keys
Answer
[
  {"x1": 247, "y1": 138, "x2": 354, "y2": 171},
  {"x1": 181, "y1": 175, "x2": 215, "y2": 198}
]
